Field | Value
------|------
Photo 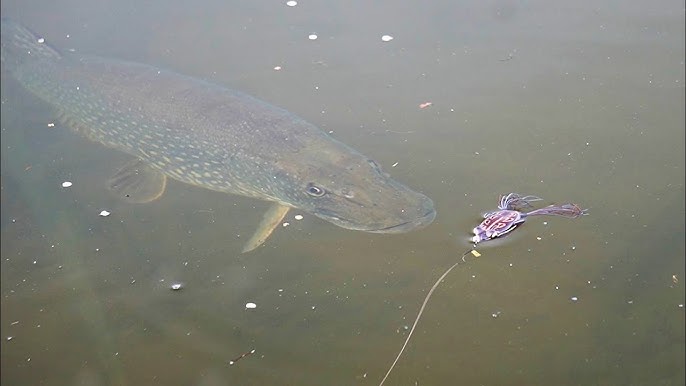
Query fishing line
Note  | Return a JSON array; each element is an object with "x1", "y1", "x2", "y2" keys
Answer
[
  {"x1": 378, "y1": 193, "x2": 585, "y2": 384},
  {"x1": 378, "y1": 248, "x2": 479, "y2": 386}
]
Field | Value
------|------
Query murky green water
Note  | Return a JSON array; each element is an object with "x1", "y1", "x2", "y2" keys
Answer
[{"x1": 2, "y1": 1, "x2": 684, "y2": 385}]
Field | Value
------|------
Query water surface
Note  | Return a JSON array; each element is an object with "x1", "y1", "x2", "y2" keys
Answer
[{"x1": 2, "y1": 1, "x2": 684, "y2": 385}]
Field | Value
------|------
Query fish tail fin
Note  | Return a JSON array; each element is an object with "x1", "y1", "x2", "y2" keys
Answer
[{"x1": 1, "y1": 19, "x2": 62, "y2": 73}]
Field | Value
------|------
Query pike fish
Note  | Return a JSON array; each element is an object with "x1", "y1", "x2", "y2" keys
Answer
[{"x1": 1, "y1": 20, "x2": 436, "y2": 252}]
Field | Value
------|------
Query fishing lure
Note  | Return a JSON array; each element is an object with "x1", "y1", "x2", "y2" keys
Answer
[
  {"x1": 471, "y1": 193, "x2": 586, "y2": 245},
  {"x1": 379, "y1": 193, "x2": 587, "y2": 385}
]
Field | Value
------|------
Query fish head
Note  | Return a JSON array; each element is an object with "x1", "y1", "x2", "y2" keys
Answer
[{"x1": 272, "y1": 141, "x2": 436, "y2": 233}]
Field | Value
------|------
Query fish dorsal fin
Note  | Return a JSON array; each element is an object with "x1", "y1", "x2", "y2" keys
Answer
[
  {"x1": 107, "y1": 158, "x2": 167, "y2": 203},
  {"x1": 242, "y1": 203, "x2": 291, "y2": 253}
]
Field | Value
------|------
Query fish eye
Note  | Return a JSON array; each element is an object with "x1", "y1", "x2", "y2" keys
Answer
[{"x1": 305, "y1": 183, "x2": 326, "y2": 197}]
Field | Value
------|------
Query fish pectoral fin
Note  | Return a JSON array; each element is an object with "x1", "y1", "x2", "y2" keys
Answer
[
  {"x1": 242, "y1": 203, "x2": 291, "y2": 254},
  {"x1": 107, "y1": 158, "x2": 167, "y2": 203}
]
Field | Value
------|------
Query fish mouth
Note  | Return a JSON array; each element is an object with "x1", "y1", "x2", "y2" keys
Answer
[
  {"x1": 315, "y1": 208, "x2": 437, "y2": 234},
  {"x1": 366, "y1": 208, "x2": 437, "y2": 233}
]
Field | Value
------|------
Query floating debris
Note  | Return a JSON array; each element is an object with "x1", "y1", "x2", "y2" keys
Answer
[
  {"x1": 282, "y1": 222, "x2": 290, "y2": 227},
  {"x1": 286, "y1": 0, "x2": 297, "y2": 6},
  {"x1": 37, "y1": 37, "x2": 45, "y2": 44},
  {"x1": 47, "y1": 122, "x2": 55, "y2": 127},
  {"x1": 294, "y1": 214, "x2": 304, "y2": 220},
  {"x1": 491, "y1": 311, "x2": 501, "y2": 318},
  {"x1": 61, "y1": 181, "x2": 73, "y2": 188},
  {"x1": 98, "y1": 210, "x2": 111, "y2": 217},
  {"x1": 673, "y1": 274, "x2": 678, "y2": 284},
  {"x1": 470, "y1": 250, "x2": 481, "y2": 257},
  {"x1": 571, "y1": 296, "x2": 578, "y2": 302},
  {"x1": 170, "y1": 283, "x2": 183, "y2": 291},
  {"x1": 245, "y1": 302, "x2": 257, "y2": 309},
  {"x1": 273, "y1": 66, "x2": 282, "y2": 71},
  {"x1": 381, "y1": 35, "x2": 394, "y2": 42},
  {"x1": 391, "y1": 162, "x2": 399, "y2": 167},
  {"x1": 229, "y1": 349, "x2": 256, "y2": 365},
  {"x1": 308, "y1": 34, "x2": 318, "y2": 40},
  {"x1": 419, "y1": 102, "x2": 432, "y2": 109}
]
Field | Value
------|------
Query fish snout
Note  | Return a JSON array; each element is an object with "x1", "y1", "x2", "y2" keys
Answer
[{"x1": 371, "y1": 193, "x2": 436, "y2": 233}]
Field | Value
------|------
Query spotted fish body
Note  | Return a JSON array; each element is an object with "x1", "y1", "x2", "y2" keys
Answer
[{"x1": 1, "y1": 20, "x2": 435, "y2": 237}]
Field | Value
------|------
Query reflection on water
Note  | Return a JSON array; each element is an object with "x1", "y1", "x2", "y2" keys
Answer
[{"x1": 2, "y1": 0, "x2": 684, "y2": 385}]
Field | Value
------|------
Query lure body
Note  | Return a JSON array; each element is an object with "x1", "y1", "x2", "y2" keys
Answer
[{"x1": 471, "y1": 193, "x2": 585, "y2": 245}]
